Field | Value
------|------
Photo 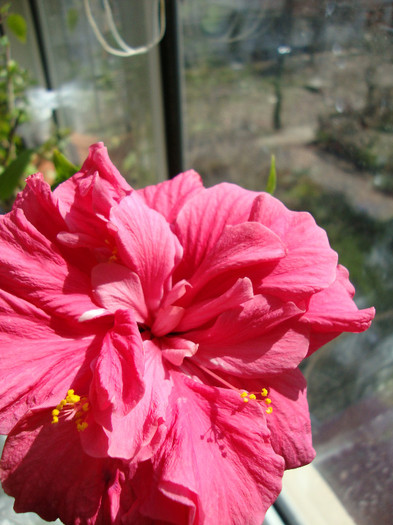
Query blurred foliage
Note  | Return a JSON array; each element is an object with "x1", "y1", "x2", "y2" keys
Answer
[
  {"x1": 0, "y1": 3, "x2": 71, "y2": 211},
  {"x1": 52, "y1": 149, "x2": 79, "y2": 189},
  {"x1": 265, "y1": 154, "x2": 276, "y2": 195}
]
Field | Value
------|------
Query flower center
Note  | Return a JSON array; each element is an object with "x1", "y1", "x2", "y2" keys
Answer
[{"x1": 51, "y1": 389, "x2": 90, "y2": 432}]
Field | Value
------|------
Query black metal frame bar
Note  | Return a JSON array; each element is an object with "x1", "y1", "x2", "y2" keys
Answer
[{"x1": 159, "y1": 0, "x2": 184, "y2": 178}]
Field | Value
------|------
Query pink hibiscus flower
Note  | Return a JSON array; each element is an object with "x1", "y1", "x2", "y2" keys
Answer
[{"x1": 0, "y1": 143, "x2": 374, "y2": 524}]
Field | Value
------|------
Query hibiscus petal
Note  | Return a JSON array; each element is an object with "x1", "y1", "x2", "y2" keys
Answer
[
  {"x1": 52, "y1": 144, "x2": 132, "y2": 260},
  {"x1": 91, "y1": 262, "x2": 149, "y2": 324},
  {"x1": 137, "y1": 169, "x2": 204, "y2": 223},
  {"x1": 0, "y1": 208, "x2": 99, "y2": 321},
  {"x1": 189, "y1": 222, "x2": 285, "y2": 291},
  {"x1": 158, "y1": 336, "x2": 198, "y2": 366},
  {"x1": 126, "y1": 460, "x2": 198, "y2": 524},
  {"x1": 173, "y1": 182, "x2": 259, "y2": 280},
  {"x1": 12, "y1": 173, "x2": 96, "y2": 272},
  {"x1": 55, "y1": 142, "x2": 132, "y2": 223},
  {"x1": 301, "y1": 265, "x2": 376, "y2": 355},
  {"x1": 136, "y1": 372, "x2": 284, "y2": 525},
  {"x1": 0, "y1": 408, "x2": 134, "y2": 524},
  {"x1": 250, "y1": 193, "x2": 338, "y2": 299},
  {"x1": 247, "y1": 369, "x2": 316, "y2": 469},
  {"x1": 0, "y1": 288, "x2": 101, "y2": 433},
  {"x1": 109, "y1": 192, "x2": 183, "y2": 313},
  {"x1": 177, "y1": 277, "x2": 254, "y2": 332},
  {"x1": 90, "y1": 310, "x2": 145, "y2": 417},
  {"x1": 188, "y1": 295, "x2": 308, "y2": 376},
  {"x1": 88, "y1": 339, "x2": 171, "y2": 461},
  {"x1": 13, "y1": 173, "x2": 66, "y2": 244},
  {"x1": 151, "y1": 304, "x2": 185, "y2": 337}
]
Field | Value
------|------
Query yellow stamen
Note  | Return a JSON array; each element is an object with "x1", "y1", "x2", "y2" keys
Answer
[
  {"x1": 51, "y1": 390, "x2": 90, "y2": 431},
  {"x1": 238, "y1": 387, "x2": 273, "y2": 415}
]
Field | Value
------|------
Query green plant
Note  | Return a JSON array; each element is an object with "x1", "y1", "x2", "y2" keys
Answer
[{"x1": 0, "y1": 3, "x2": 71, "y2": 209}]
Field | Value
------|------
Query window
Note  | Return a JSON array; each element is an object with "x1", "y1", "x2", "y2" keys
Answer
[
  {"x1": 179, "y1": 2, "x2": 393, "y2": 524},
  {"x1": 0, "y1": 1, "x2": 392, "y2": 524}
]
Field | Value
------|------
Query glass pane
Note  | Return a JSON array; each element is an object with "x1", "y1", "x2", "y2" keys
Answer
[
  {"x1": 180, "y1": 1, "x2": 393, "y2": 524},
  {"x1": 18, "y1": 0, "x2": 166, "y2": 186}
]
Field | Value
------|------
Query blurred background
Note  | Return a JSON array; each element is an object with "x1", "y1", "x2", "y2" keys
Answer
[{"x1": 0, "y1": 1, "x2": 392, "y2": 524}]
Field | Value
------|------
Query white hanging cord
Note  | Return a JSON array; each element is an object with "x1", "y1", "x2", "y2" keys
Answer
[
  {"x1": 215, "y1": 12, "x2": 265, "y2": 44},
  {"x1": 198, "y1": 0, "x2": 266, "y2": 44},
  {"x1": 84, "y1": 0, "x2": 166, "y2": 57}
]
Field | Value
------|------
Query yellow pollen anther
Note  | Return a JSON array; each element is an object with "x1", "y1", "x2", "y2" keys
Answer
[
  {"x1": 51, "y1": 390, "x2": 90, "y2": 431},
  {"x1": 237, "y1": 386, "x2": 273, "y2": 414},
  {"x1": 77, "y1": 421, "x2": 88, "y2": 432},
  {"x1": 109, "y1": 247, "x2": 118, "y2": 262}
]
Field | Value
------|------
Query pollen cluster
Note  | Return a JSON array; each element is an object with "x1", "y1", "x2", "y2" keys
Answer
[
  {"x1": 240, "y1": 388, "x2": 273, "y2": 413},
  {"x1": 51, "y1": 389, "x2": 90, "y2": 432}
]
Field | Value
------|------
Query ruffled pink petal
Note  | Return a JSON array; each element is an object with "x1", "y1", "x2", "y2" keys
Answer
[
  {"x1": 90, "y1": 310, "x2": 145, "y2": 419},
  {"x1": 0, "y1": 408, "x2": 135, "y2": 524},
  {"x1": 135, "y1": 372, "x2": 284, "y2": 525},
  {"x1": 173, "y1": 183, "x2": 258, "y2": 280},
  {"x1": 13, "y1": 173, "x2": 96, "y2": 272},
  {"x1": 0, "y1": 288, "x2": 102, "y2": 433},
  {"x1": 189, "y1": 222, "x2": 285, "y2": 292},
  {"x1": 55, "y1": 142, "x2": 132, "y2": 221},
  {"x1": 151, "y1": 304, "x2": 185, "y2": 338},
  {"x1": 302, "y1": 265, "x2": 376, "y2": 333},
  {"x1": 87, "y1": 339, "x2": 171, "y2": 461},
  {"x1": 158, "y1": 336, "x2": 198, "y2": 366},
  {"x1": 109, "y1": 192, "x2": 183, "y2": 313},
  {"x1": 91, "y1": 262, "x2": 149, "y2": 324},
  {"x1": 0, "y1": 208, "x2": 99, "y2": 321},
  {"x1": 13, "y1": 173, "x2": 66, "y2": 244},
  {"x1": 53, "y1": 144, "x2": 132, "y2": 257},
  {"x1": 250, "y1": 193, "x2": 338, "y2": 299},
  {"x1": 248, "y1": 369, "x2": 316, "y2": 469},
  {"x1": 127, "y1": 460, "x2": 198, "y2": 524},
  {"x1": 177, "y1": 277, "x2": 254, "y2": 332},
  {"x1": 304, "y1": 269, "x2": 375, "y2": 356},
  {"x1": 188, "y1": 295, "x2": 308, "y2": 376},
  {"x1": 137, "y1": 169, "x2": 204, "y2": 223}
]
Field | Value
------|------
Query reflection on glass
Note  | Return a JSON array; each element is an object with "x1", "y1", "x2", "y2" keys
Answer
[
  {"x1": 35, "y1": 0, "x2": 165, "y2": 187},
  {"x1": 180, "y1": 1, "x2": 393, "y2": 524}
]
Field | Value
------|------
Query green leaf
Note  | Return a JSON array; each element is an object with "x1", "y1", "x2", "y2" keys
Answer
[
  {"x1": 0, "y1": 149, "x2": 33, "y2": 200},
  {"x1": 6, "y1": 14, "x2": 27, "y2": 43},
  {"x1": 265, "y1": 154, "x2": 277, "y2": 195},
  {"x1": 52, "y1": 150, "x2": 79, "y2": 189},
  {"x1": 66, "y1": 8, "x2": 79, "y2": 33}
]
